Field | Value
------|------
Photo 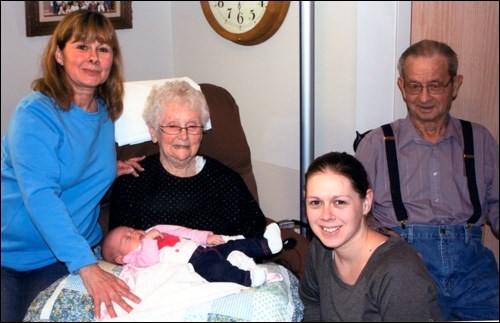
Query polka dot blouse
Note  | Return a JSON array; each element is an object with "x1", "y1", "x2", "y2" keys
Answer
[{"x1": 109, "y1": 154, "x2": 267, "y2": 238}]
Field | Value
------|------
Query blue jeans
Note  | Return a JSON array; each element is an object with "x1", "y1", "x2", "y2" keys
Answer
[
  {"x1": 189, "y1": 238, "x2": 272, "y2": 287},
  {"x1": 1, "y1": 262, "x2": 68, "y2": 322},
  {"x1": 391, "y1": 225, "x2": 499, "y2": 321}
]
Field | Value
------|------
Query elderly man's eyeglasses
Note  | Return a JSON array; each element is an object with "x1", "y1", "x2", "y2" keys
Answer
[
  {"x1": 404, "y1": 78, "x2": 453, "y2": 95},
  {"x1": 159, "y1": 125, "x2": 204, "y2": 135}
]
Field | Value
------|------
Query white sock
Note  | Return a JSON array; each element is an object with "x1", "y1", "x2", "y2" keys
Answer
[
  {"x1": 250, "y1": 267, "x2": 266, "y2": 287},
  {"x1": 227, "y1": 251, "x2": 256, "y2": 271},
  {"x1": 263, "y1": 223, "x2": 283, "y2": 253}
]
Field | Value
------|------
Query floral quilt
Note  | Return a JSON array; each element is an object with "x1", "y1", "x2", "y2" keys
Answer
[{"x1": 24, "y1": 259, "x2": 303, "y2": 322}]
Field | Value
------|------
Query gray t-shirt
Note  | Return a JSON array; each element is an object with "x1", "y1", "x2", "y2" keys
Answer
[{"x1": 299, "y1": 236, "x2": 441, "y2": 321}]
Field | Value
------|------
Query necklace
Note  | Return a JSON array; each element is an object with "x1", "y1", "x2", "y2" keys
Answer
[{"x1": 369, "y1": 239, "x2": 388, "y2": 252}]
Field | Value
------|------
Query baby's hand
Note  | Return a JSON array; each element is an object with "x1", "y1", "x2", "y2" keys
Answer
[
  {"x1": 207, "y1": 234, "x2": 226, "y2": 246},
  {"x1": 145, "y1": 229, "x2": 163, "y2": 240}
]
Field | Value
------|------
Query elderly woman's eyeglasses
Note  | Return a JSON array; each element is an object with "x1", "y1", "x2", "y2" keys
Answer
[
  {"x1": 159, "y1": 125, "x2": 204, "y2": 135},
  {"x1": 404, "y1": 78, "x2": 453, "y2": 95}
]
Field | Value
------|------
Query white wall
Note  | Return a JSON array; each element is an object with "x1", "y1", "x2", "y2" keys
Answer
[
  {"x1": 1, "y1": 1, "x2": 173, "y2": 132},
  {"x1": 315, "y1": 1, "x2": 410, "y2": 157},
  {"x1": 1, "y1": 1, "x2": 410, "y2": 224},
  {"x1": 169, "y1": 1, "x2": 301, "y2": 222}
]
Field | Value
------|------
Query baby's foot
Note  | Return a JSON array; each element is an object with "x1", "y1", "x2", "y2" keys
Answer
[
  {"x1": 264, "y1": 223, "x2": 283, "y2": 253},
  {"x1": 227, "y1": 250, "x2": 256, "y2": 270},
  {"x1": 250, "y1": 267, "x2": 267, "y2": 287}
]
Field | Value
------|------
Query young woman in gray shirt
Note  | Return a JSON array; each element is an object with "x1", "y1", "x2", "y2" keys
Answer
[{"x1": 299, "y1": 152, "x2": 441, "y2": 322}]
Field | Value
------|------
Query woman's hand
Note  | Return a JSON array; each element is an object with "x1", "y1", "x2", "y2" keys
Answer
[
  {"x1": 79, "y1": 263, "x2": 141, "y2": 319},
  {"x1": 117, "y1": 156, "x2": 145, "y2": 177}
]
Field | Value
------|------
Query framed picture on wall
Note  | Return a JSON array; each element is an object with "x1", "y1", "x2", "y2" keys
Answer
[{"x1": 25, "y1": 1, "x2": 132, "y2": 37}]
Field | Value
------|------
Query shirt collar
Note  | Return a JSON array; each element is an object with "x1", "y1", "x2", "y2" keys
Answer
[{"x1": 399, "y1": 114, "x2": 461, "y2": 148}]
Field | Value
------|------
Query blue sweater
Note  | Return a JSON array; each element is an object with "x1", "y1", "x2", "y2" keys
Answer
[{"x1": 1, "y1": 92, "x2": 116, "y2": 273}]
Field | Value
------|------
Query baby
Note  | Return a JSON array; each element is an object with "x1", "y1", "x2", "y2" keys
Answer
[{"x1": 101, "y1": 223, "x2": 283, "y2": 287}]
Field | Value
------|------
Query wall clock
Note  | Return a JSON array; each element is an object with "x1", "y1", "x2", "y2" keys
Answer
[{"x1": 200, "y1": 1, "x2": 290, "y2": 46}]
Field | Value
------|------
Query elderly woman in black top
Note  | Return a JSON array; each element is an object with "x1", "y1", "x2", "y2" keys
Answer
[{"x1": 109, "y1": 80, "x2": 267, "y2": 238}]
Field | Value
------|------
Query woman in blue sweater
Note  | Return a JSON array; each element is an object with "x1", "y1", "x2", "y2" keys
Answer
[{"x1": 1, "y1": 11, "x2": 141, "y2": 321}]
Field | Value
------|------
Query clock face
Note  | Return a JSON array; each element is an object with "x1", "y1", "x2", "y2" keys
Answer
[
  {"x1": 200, "y1": 1, "x2": 290, "y2": 46},
  {"x1": 208, "y1": 1, "x2": 268, "y2": 34}
]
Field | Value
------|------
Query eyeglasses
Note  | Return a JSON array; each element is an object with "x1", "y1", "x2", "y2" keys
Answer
[
  {"x1": 159, "y1": 125, "x2": 204, "y2": 135},
  {"x1": 404, "y1": 78, "x2": 453, "y2": 95}
]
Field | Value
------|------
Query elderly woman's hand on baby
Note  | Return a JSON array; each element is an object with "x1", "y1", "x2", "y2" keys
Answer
[{"x1": 117, "y1": 156, "x2": 146, "y2": 177}]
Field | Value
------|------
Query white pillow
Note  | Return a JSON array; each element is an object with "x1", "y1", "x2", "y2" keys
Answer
[{"x1": 115, "y1": 77, "x2": 212, "y2": 146}]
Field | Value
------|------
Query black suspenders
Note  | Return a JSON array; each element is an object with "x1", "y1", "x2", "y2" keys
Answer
[
  {"x1": 382, "y1": 124, "x2": 408, "y2": 228},
  {"x1": 382, "y1": 120, "x2": 481, "y2": 228},
  {"x1": 460, "y1": 120, "x2": 482, "y2": 226}
]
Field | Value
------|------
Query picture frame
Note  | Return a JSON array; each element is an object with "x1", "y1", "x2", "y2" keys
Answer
[{"x1": 25, "y1": 1, "x2": 132, "y2": 37}]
